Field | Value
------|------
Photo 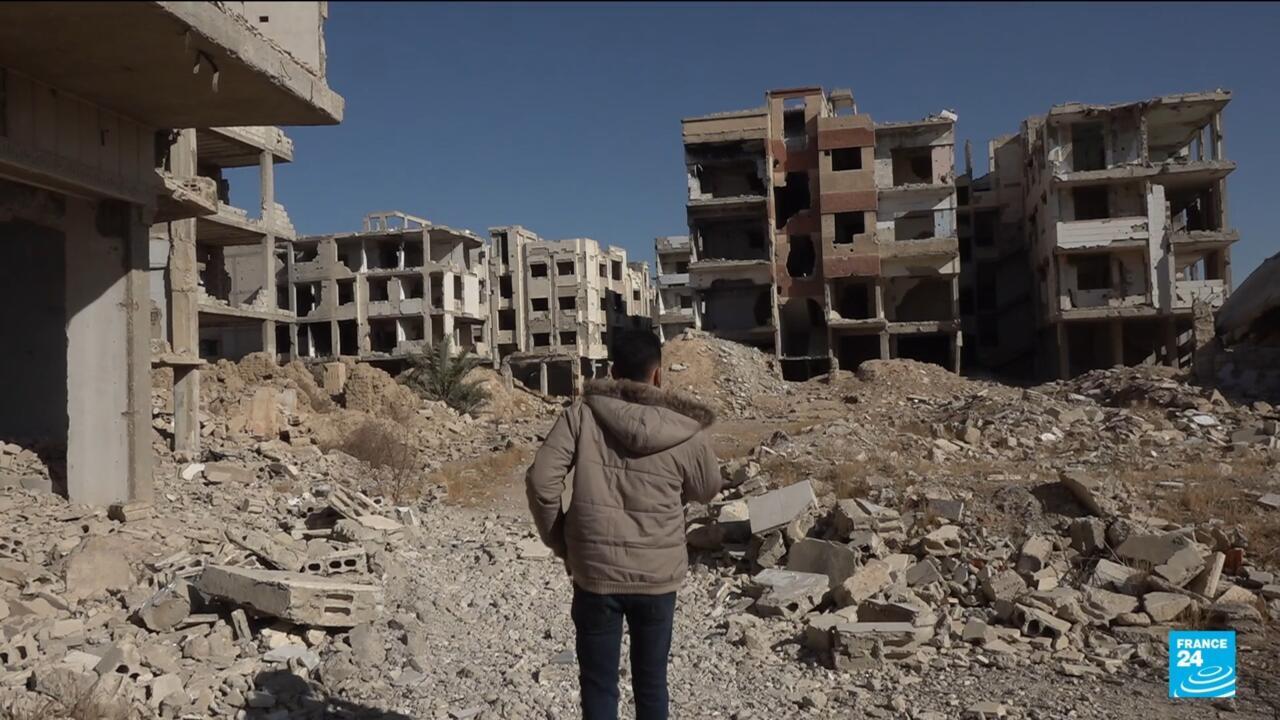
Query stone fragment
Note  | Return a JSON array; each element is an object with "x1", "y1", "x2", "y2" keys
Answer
[
  {"x1": 263, "y1": 643, "x2": 321, "y2": 670},
  {"x1": 921, "y1": 525, "x2": 961, "y2": 556},
  {"x1": 1143, "y1": 592, "x2": 1192, "y2": 623},
  {"x1": 829, "y1": 621, "x2": 922, "y2": 671},
  {"x1": 981, "y1": 569, "x2": 1026, "y2": 603},
  {"x1": 1015, "y1": 604, "x2": 1071, "y2": 638},
  {"x1": 1155, "y1": 547, "x2": 1206, "y2": 588},
  {"x1": 1257, "y1": 493, "x2": 1280, "y2": 511},
  {"x1": 786, "y1": 538, "x2": 858, "y2": 589},
  {"x1": 961, "y1": 618, "x2": 995, "y2": 644},
  {"x1": 196, "y1": 565, "x2": 383, "y2": 628},
  {"x1": 108, "y1": 501, "x2": 154, "y2": 523},
  {"x1": 1187, "y1": 552, "x2": 1226, "y2": 598},
  {"x1": 1082, "y1": 587, "x2": 1139, "y2": 623},
  {"x1": 149, "y1": 674, "x2": 187, "y2": 709},
  {"x1": 747, "y1": 481, "x2": 816, "y2": 535},
  {"x1": 1069, "y1": 517, "x2": 1107, "y2": 554},
  {"x1": 905, "y1": 560, "x2": 943, "y2": 587},
  {"x1": 1016, "y1": 535, "x2": 1054, "y2": 576},
  {"x1": 323, "y1": 362, "x2": 348, "y2": 394},
  {"x1": 833, "y1": 560, "x2": 892, "y2": 607},
  {"x1": 301, "y1": 546, "x2": 369, "y2": 575},
  {"x1": 1089, "y1": 559, "x2": 1142, "y2": 594},
  {"x1": 136, "y1": 579, "x2": 194, "y2": 632},
  {"x1": 64, "y1": 536, "x2": 133, "y2": 601},
  {"x1": 747, "y1": 568, "x2": 828, "y2": 618},
  {"x1": 1060, "y1": 469, "x2": 1110, "y2": 515},
  {"x1": 963, "y1": 701, "x2": 1008, "y2": 719},
  {"x1": 749, "y1": 531, "x2": 786, "y2": 568}
]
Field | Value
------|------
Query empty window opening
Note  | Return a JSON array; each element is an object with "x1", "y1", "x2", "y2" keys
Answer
[
  {"x1": 532, "y1": 332, "x2": 550, "y2": 347},
  {"x1": 429, "y1": 272, "x2": 445, "y2": 309},
  {"x1": 335, "y1": 242, "x2": 361, "y2": 272},
  {"x1": 1167, "y1": 185, "x2": 1221, "y2": 232},
  {"x1": 783, "y1": 106, "x2": 807, "y2": 149},
  {"x1": 332, "y1": 320, "x2": 354, "y2": 356},
  {"x1": 959, "y1": 236, "x2": 972, "y2": 263},
  {"x1": 1072, "y1": 186, "x2": 1110, "y2": 220},
  {"x1": 675, "y1": 260, "x2": 689, "y2": 273},
  {"x1": 558, "y1": 296, "x2": 577, "y2": 311},
  {"x1": 367, "y1": 278, "x2": 390, "y2": 302},
  {"x1": 337, "y1": 279, "x2": 355, "y2": 306},
  {"x1": 891, "y1": 146, "x2": 934, "y2": 185},
  {"x1": 976, "y1": 268, "x2": 997, "y2": 312},
  {"x1": 403, "y1": 241, "x2": 424, "y2": 267},
  {"x1": 1073, "y1": 254, "x2": 1112, "y2": 291},
  {"x1": 498, "y1": 310, "x2": 516, "y2": 331},
  {"x1": 258, "y1": 15, "x2": 269, "y2": 22},
  {"x1": 896, "y1": 334, "x2": 951, "y2": 369},
  {"x1": 837, "y1": 281, "x2": 874, "y2": 319},
  {"x1": 779, "y1": 298, "x2": 827, "y2": 358},
  {"x1": 530, "y1": 297, "x2": 549, "y2": 312},
  {"x1": 559, "y1": 331, "x2": 577, "y2": 346},
  {"x1": 693, "y1": 160, "x2": 766, "y2": 198},
  {"x1": 632, "y1": 289, "x2": 641, "y2": 302},
  {"x1": 1071, "y1": 122, "x2": 1106, "y2": 172},
  {"x1": 785, "y1": 235, "x2": 816, "y2": 278},
  {"x1": 834, "y1": 212, "x2": 866, "y2": 244},
  {"x1": 894, "y1": 211, "x2": 935, "y2": 241},
  {"x1": 957, "y1": 185, "x2": 970, "y2": 206},
  {"x1": 831, "y1": 147, "x2": 863, "y2": 171},
  {"x1": 369, "y1": 319, "x2": 397, "y2": 353},
  {"x1": 294, "y1": 244, "x2": 319, "y2": 263},
  {"x1": 296, "y1": 282, "x2": 320, "y2": 316},
  {"x1": 499, "y1": 275, "x2": 513, "y2": 299},
  {"x1": 837, "y1": 335, "x2": 881, "y2": 371},
  {"x1": 402, "y1": 276, "x2": 424, "y2": 299},
  {"x1": 889, "y1": 278, "x2": 952, "y2": 322},
  {"x1": 453, "y1": 277, "x2": 463, "y2": 301},
  {"x1": 557, "y1": 260, "x2": 575, "y2": 277},
  {"x1": 370, "y1": 242, "x2": 400, "y2": 270},
  {"x1": 308, "y1": 322, "x2": 332, "y2": 357},
  {"x1": 401, "y1": 318, "x2": 424, "y2": 342},
  {"x1": 774, "y1": 171, "x2": 811, "y2": 229},
  {"x1": 530, "y1": 263, "x2": 548, "y2": 278},
  {"x1": 679, "y1": 294, "x2": 693, "y2": 310},
  {"x1": 974, "y1": 210, "x2": 996, "y2": 247},
  {"x1": 611, "y1": 261, "x2": 622, "y2": 281}
]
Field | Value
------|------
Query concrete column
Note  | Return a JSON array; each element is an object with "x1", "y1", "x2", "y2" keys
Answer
[
  {"x1": 874, "y1": 279, "x2": 885, "y2": 320},
  {"x1": 878, "y1": 332, "x2": 890, "y2": 360},
  {"x1": 1056, "y1": 322, "x2": 1070, "y2": 379},
  {"x1": 259, "y1": 149, "x2": 277, "y2": 357},
  {"x1": 1163, "y1": 316, "x2": 1180, "y2": 368},
  {"x1": 168, "y1": 129, "x2": 201, "y2": 456},
  {"x1": 1109, "y1": 320, "x2": 1124, "y2": 367},
  {"x1": 538, "y1": 362, "x2": 549, "y2": 395},
  {"x1": 65, "y1": 198, "x2": 153, "y2": 503},
  {"x1": 952, "y1": 332, "x2": 961, "y2": 374}
]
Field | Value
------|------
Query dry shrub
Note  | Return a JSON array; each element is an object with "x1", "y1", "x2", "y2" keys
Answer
[
  {"x1": 1159, "y1": 479, "x2": 1280, "y2": 570},
  {"x1": 429, "y1": 445, "x2": 534, "y2": 507},
  {"x1": 0, "y1": 683, "x2": 129, "y2": 720},
  {"x1": 326, "y1": 420, "x2": 422, "y2": 503}
]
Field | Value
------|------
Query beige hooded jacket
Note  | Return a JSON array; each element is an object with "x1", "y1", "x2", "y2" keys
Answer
[{"x1": 524, "y1": 378, "x2": 721, "y2": 595}]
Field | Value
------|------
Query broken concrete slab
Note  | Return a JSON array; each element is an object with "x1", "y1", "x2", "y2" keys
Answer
[
  {"x1": 202, "y1": 462, "x2": 254, "y2": 485},
  {"x1": 747, "y1": 480, "x2": 816, "y2": 535},
  {"x1": 786, "y1": 538, "x2": 858, "y2": 589},
  {"x1": 981, "y1": 569, "x2": 1026, "y2": 604},
  {"x1": 195, "y1": 565, "x2": 383, "y2": 628},
  {"x1": 1060, "y1": 469, "x2": 1111, "y2": 516},
  {"x1": 920, "y1": 525, "x2": 961, "y2": 556},
  {"x1": 136, "y1": 579, "x2": 194, "y2": 632},
  {"x1": 1090, "y1": 559, "x2": 1143, "y2": 594},
  {"x1": 1142, "y1": 592, "x2": 1192, "y2": 623},
  {"x1": 746, "y1": 568, "x2": 828, "y2": 618},
  {"x1": 833, "y1": 560, "x2": 892, "y2": 607},
  {"x1": 64, "y1": 536, "x2": 134, "y2": 601},
  {"x1": 1187, "y1": 552, "x2": 1226, "y2": 598}
]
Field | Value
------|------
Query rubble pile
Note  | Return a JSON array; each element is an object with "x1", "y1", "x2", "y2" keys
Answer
[
  {"x1": 689, "y1": 457, "x2": 1279, "y2": 687},
  {"x1": 662, "y1": 329, "x2": 791, "y2": 417},
  {"x1": 0, "y1": 441, "x2": 57, "y2": 494},
  {"x1": 0, "y1": 471, "x2": 421, "y2": 718}
]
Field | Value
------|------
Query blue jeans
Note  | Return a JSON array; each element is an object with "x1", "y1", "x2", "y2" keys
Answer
[{"x1": 571, "y1": 584, "x2": 677, "y2": 720}]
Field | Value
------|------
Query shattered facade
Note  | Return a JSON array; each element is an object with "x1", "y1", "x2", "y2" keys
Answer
[
  {"x1": 291, "y1": 211, "x2": 490, "y2": 363},
  {"x1": 488, "y1": 226, "x2": 653, "y2": 395},
  {"x1": 654, "y1": 235, "x2": 696, "y2": 342},
  {"x1": 0, "y1": 1, "x2": 342, "y2": 502},
  {"x1": 678, "y1": 87, "x2": 962, "y2": 380},
  {"x1": 1021, "y1": 91, "x2": 1237, "y2": 378}
]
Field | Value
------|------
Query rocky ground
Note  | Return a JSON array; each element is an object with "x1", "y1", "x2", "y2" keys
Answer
[{"x1": 1, "y1": 333, "x2": 1279, "y2": 719}]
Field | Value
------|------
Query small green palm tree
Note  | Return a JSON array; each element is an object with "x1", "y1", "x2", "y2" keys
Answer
[{"x1": 401, "y1": 338, "x2": 490, "y2": 415}]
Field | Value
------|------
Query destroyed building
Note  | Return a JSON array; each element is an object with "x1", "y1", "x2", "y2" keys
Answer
[
  {"x1": 654, "y1": 235, "x2": 696, "y2": 341},
  {"x1": 1020, "y1": 91, "x2": 1237, "y2": 378},
  {"x1": 677, "y1": 87, "x2": 962, "y2": 380},
  {"x1": 0, "y1": 2, "x2": 342, "y2": 503},
  {"x1": 488, "y1": 226, "x2": 653, "y2": 395},
  {"x1": 290, "y1": 211, "x2": 490, "y2": 365}
]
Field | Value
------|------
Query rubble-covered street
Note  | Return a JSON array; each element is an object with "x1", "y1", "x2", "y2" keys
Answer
[{"x1": 1, "y1": 331, "x2": 1278, "y2": 719}]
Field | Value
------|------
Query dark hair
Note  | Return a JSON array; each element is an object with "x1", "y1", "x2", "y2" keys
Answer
[{"x1": 610, "y1": 330, "x2": 662, "y2": 382}]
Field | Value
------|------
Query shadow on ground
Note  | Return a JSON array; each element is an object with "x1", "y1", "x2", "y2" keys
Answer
[{"x1": 247, "y1": 670, "x2": 413, "y2": 720}]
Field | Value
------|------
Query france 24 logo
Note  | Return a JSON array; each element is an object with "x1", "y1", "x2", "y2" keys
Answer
[{"x1": 1169, "y1": 631, "x2": 1236, "y2": 698}]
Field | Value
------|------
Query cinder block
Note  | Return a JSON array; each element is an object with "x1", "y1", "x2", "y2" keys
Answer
[{"x1": 196, "y1": 565, "x2": 382, "y2": 628}]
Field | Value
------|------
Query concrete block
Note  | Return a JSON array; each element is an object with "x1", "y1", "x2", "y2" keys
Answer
[
  {"x1": 1187, "y1": 552, "x2": 1225, "y2": 598},
  {"x1": 1143, "y1": 592, "x2": 1192, "y2": 623},
  {"x1": 64, "y1": 536, "x2": 133, "y2": 601},
  {"x1": 981, "y1": 569, "x2": 1026, "y2": 603},
  {"x1": 906, "y1": 559, "x2": 943, "y2": 587},
  {"x1": 323, "y1": 362, "x2": 348, "y2": 395},
  {"x1": 136, "y1": 579, "x2": 194, "y2": 632},
  {"x1": 747, "y1": 568, "x2": 828, "y2": 618},
  {"x1": 1155, "y1": 546, "x2": 1206, "y2": 588},
  {"x1": 921, "y1": 525, "x2": 961, "y2": 556},
  {"x1": 747, "y1": 481, "x2": 816, "y2": 535},
  {"x1": 1089, "y1": 559, "x2": 1142, "y2": 594},
  {"x1": 196, "y1": 565, "x2": 383, "y2": 628},
  {"x1": 1060, "y1": 469, "x2": 1110, "y2": 516},
  {"x1": 1069, "y1": 517, "x2": 1107, "y2": 554},
  {"x1": 247, "y1": 386, "x2": 282, "y2": 439},
  {"x1": 834, "y1": 560, "x2": 892, "y2": 607},
  {"x1": 329, "y1": 485, "x2": 382, "y2": 520},
  {"x1": 786, "y1": 538, "x2": 858, "y2": 589},
  {"x1": 108, "y1": 501, "x2": 154, "y2": 523},
  {"x1": 1082, "y1": 587, "x2": 1139, "y2": 622},
  {"x1": 203, "y1": 462, "x2": 253, "y2": 485},
  {"x1": 1016, "y1": 535, "x2": 1054, "y2": 575},
  {"x1": 1015, "y1": 604, "x2": 1071, "y2": 638}
]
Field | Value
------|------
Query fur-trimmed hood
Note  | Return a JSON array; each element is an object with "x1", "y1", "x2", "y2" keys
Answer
[{"x1": 582, "y1": 379, "x2": 716, "y2": 456}]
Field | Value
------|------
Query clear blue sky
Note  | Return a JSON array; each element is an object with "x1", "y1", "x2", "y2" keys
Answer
[{"x1": 236, "y1": 2, "x2": 1279, "y2": 280}]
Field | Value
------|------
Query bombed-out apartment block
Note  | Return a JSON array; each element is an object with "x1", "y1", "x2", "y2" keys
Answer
[
  {"x1": 0, "y1": 2, "x2": 342, "y2": 503},
  {"x1": 956, "y1": 135, "x2": 1036, "y2": 378},
  {"x1": 291, "y1": 212, "x2": 489, "y2": 364},
  {"x1": 678, "y1": 87, "x2": 961, "y2": 379},
  {"x1": 489, "y1": 226, "x2": 653, "y2": 395},
  {"x1": 654, "y1": 235, "x2": 695, "y2": 341},
  {"x1": 1021, "y1": 91, "x2": 1237, "y2": 378}
]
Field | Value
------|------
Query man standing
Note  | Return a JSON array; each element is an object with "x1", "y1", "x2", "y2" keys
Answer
[{"x1": 525, "y1": 330, "x2": 721, "y2": 720}]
